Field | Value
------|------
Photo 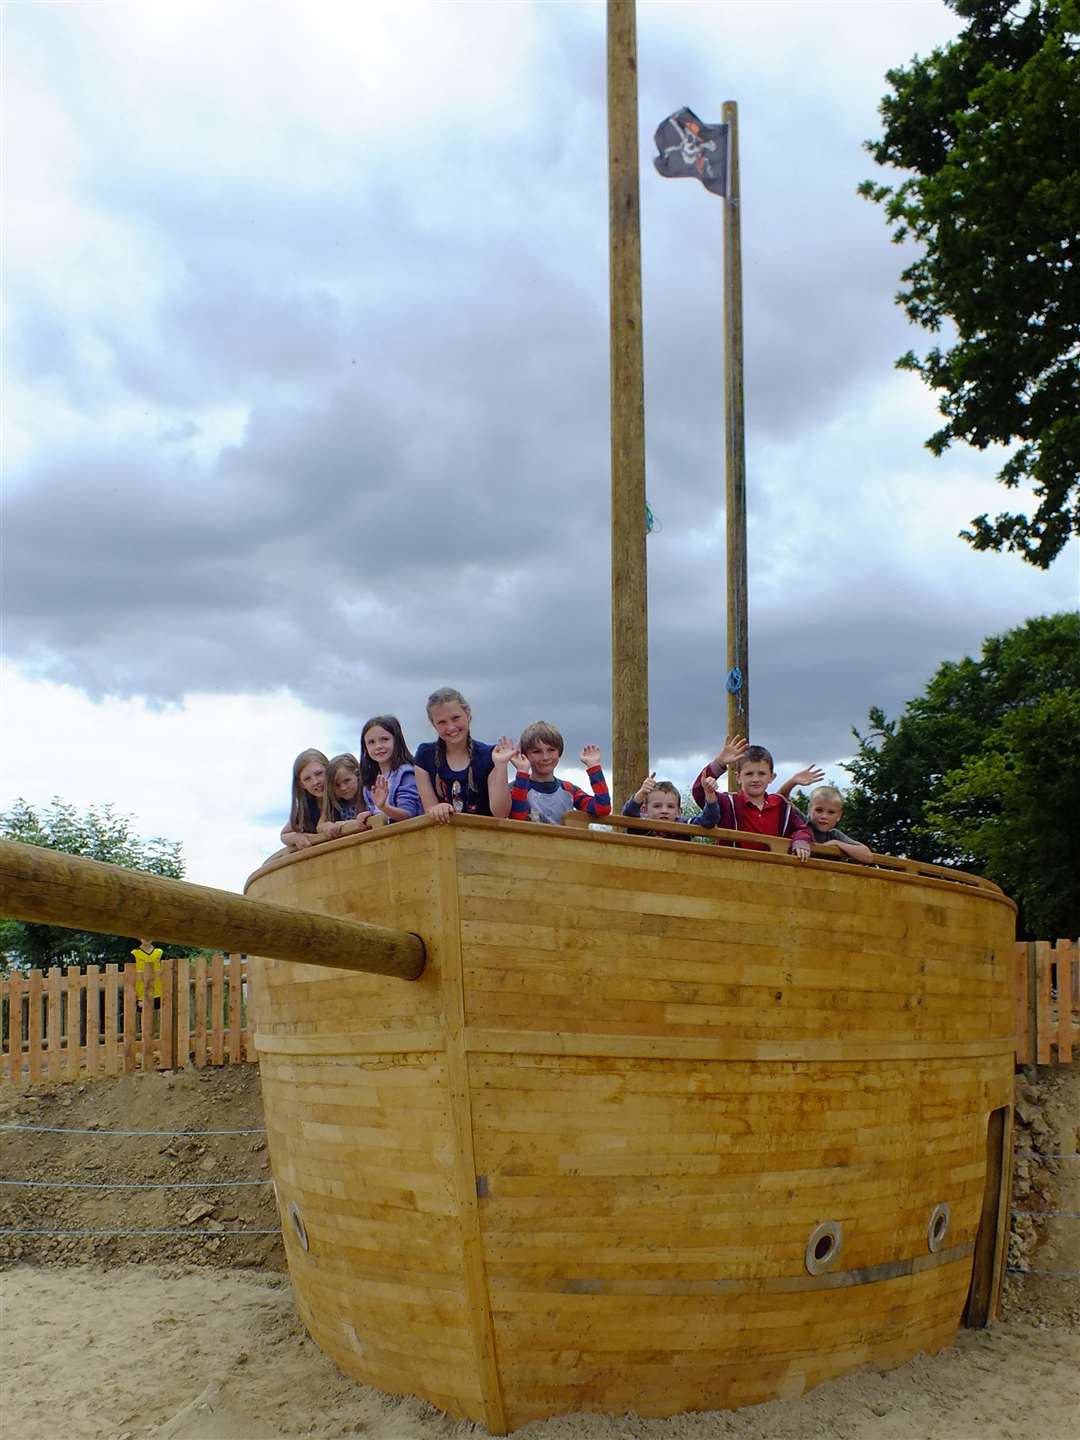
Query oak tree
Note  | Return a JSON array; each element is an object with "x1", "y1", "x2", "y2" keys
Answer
[
  {"x1": 841, "y1": 612, "x2": 1080, "y2": 936},
  {"x1": 861, "y1": 0, "x2": 1080, "y2": 568}
]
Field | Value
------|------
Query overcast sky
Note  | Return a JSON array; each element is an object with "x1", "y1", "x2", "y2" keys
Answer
[{"x1": 3, "y1": 0, "x2": 1076, "y2": 891}]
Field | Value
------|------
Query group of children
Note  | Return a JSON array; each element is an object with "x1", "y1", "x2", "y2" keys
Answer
[{"x1": 281, "y1": 686, "x2": 872, "y2": 864}]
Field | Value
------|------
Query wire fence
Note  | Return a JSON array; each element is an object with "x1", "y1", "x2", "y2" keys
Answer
[{"x1": 0, "y1": 1120, "x2": 281, "y2": 1240}]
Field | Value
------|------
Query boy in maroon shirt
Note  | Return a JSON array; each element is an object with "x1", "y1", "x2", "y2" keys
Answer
[{"x1": 691, "y1": 743, "x2": 812, "y2": 861}]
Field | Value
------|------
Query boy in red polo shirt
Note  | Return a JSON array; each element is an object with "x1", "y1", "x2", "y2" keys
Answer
[{"x1": 691, "y1": 744, "x2": 812, "y2": 861}]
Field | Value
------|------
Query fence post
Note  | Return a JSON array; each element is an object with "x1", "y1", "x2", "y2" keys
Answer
[
  {"x1": 122, "y1": 962, "x2": 137, "y2": 1073},
  {"x1": 6, "y1": 972, "x2": 24, "y2": 1084},
  {"x1": 1025, "y1": 941, "x2": 1038, "y2": 1081},
  {"x1": 28, "y1": 968, "x2": 44, "y2": 1083},
  {"x1": 193, "y1": 955, "x2": 207, "y2": 1069},
  {"x1": 85, "y1": 965, "x2": 100, "y2": 1079},
  {"x1": 228, "y1": 954, "x2": 243, "y2": 1064},
  {"x1": 1035, "y1": 940, "x2": 1052, "y2": 1066},
  {"x1": 211, "y1": 953, "x2": 225, "y2": 1066},
  {"x1": 47, "y1": 966, "x2": 63, "y2": 1080},
  {"x1": 1054, "y1": 938, "x2": 1074, "y2": 1065},
  {"x1": 65, "y1": 964, "x2": 82, "y2": 1082},
  {"x1": 175, "y1": 956, "x2": 190, "y2": 1069},
  {"x1": 159, "y1": 957, "x2": 176, "y2": 1070}
]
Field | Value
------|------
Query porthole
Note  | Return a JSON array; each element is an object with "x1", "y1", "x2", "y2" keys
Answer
[
  {"x1": 805, "y1": 1220, "x2": 843, "y2": 1276},
  {"x1": 928, "y1": 1201, "x2": 950, "y2": 1254},
  {"x1": 288, "y1": 1199, "x2": 309, "y2": 1252}
]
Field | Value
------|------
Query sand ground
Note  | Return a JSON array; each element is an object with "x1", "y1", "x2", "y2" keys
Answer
[
  {"x1": 2, "y1": 1264, "x2": 1077, "y2": 1440},
  {"x1": 2, "y1": 1066, "x2": 1077, "y2": 1440}
]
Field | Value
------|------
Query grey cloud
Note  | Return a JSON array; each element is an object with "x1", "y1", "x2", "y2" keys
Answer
[{"x1": 9, "y1": 1, "x2": 1077, "y2": 793}]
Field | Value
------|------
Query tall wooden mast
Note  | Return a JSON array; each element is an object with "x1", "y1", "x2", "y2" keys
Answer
[
  {"x1": 607, "y1": 0, "x2": 649, "y2": 809},
  {"x1": 722, "y1": 100, "x2": 748, "y2": 759}
]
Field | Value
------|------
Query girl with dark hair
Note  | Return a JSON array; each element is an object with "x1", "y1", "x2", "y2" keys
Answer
[
  {"x1": 318, "y1": 754, "x2": 373, "y2": 840},
  {"x1": 281, "y1": 748, "x2": 330, "y2": 851},
  {"x1": 413, "y1": 687, "x2": 515, "y2": 824},
  {"x1": 359, "y1": 715, "x2": 423, "y2": 823}
]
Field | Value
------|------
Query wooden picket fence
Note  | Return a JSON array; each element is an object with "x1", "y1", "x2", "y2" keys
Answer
[
  {"x1": 0, "y1": 955, "x2": 252, "y2": 1085},
  {"x1": 1, "y1": 940, "x2": 1075, "y2": 1085},
  {"x1": 1014, "y1": 938, "x2": 1078, "y2": 1068}
]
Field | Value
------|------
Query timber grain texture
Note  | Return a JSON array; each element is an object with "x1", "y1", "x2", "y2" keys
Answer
[{"x1": 245, "y1": 815, "x2": 1016, "y2": 1432}]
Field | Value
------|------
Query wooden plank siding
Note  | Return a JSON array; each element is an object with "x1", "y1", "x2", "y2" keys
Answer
[
  {"x1": 242, "y1": 815, "x2": 1025, "y2": 1432},
  {"x1": 0, "y1": 956, "x2": 254, "y2": 1083}
]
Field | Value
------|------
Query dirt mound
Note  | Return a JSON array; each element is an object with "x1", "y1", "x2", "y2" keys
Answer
[
  {"x1": 0, "y1": 1064, "x2": 284, "y2": 1271},
  {"x1": 1003, "y1": 1063, "x2": 1080, "y2": 1329}
]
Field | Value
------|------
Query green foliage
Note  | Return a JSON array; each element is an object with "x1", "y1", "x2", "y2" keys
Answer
[
  {"x1": 861, "y1": 0, "x2": 1080, "y2": 568},
  {"x1": 0, "y1": 798, "x2": 189, "y2": 972},
  {"x1": 841, "y1": 613, "x2": 1080, "y2": 935}
]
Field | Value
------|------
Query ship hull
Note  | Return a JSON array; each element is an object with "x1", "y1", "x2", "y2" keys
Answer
[{"x1": 246, "y1": 816, "x2": 1015, "y2": 1432}]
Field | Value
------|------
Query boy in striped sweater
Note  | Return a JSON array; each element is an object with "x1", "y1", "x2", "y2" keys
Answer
[{"x1": 508, "y1": 722, "x2": 612, "y2": 824}]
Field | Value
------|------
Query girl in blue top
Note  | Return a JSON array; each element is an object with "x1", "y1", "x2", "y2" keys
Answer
[
  {"x1": 359, "y1": 715, "x2": 423, "y2": 822},
  {"x1": 413, "y1": 687, "x2": 515, "y2": 824}
]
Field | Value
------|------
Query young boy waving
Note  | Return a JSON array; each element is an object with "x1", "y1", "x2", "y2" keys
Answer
[
  {"x1": 508, "y1": 722, "x2": 611, "y2": 824},
  {"x1": 692, "y1": 743, "x2": 813, "y2": 861}
]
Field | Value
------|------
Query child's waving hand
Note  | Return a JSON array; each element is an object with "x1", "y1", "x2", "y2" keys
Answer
[
  {"x1": 510, "y1": 751, "x2": 530, "y2": 773},
  {"x1": 634, "y1": 772, "x2": 657, "y2": 804},
  {"x1": 789, "y1": 765, "x2": 825, "y2": 788},
  {"x1": 580, "y1": 744, "x2": 603, "y2": 769},
  {"x1": 491, "y1": 737, "x2": 517, "y2": 766},
  {"x1": 713, "y1": 734, "x2": 748, "y2": 768}
]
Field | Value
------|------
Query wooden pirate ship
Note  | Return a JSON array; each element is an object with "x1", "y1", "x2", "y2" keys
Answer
[{"x1": 243, "y1": 812, "x2": 1014, "y2": 1432}]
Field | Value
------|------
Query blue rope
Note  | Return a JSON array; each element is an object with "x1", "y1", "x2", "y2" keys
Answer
[{"x1": 725, "y1": 667, "x2": 743, "y2": 694}]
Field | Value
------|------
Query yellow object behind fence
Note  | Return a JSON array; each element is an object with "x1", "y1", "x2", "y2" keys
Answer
[{"x1": 131, "y1": 945, "x2": 163, "y2": 1001}]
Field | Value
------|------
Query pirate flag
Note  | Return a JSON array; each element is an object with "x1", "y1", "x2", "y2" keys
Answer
[{"x1": 653, "y1": 107, "x2": 729, "y2": 197}]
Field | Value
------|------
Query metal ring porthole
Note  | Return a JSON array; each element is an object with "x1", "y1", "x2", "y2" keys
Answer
[
  {"x1": 287, "y1": 1199, "x2": 309, "y2": 1252},
  {"x1": 805, "y1": 1220, "x2": 843, "y2": 1276},
  {"x1": 927, "y1": 1201, "x2": 950, "y2": 1254}
]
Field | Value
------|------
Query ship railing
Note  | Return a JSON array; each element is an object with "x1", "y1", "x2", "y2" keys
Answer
[{"x1": 557, "y1": 809, "x2": 1004, "y2": 893}]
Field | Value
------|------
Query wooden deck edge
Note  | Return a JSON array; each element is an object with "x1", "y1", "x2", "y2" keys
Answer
[{"x1": 244, "y1": 815, "x2": 1013, "y2": 910}]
